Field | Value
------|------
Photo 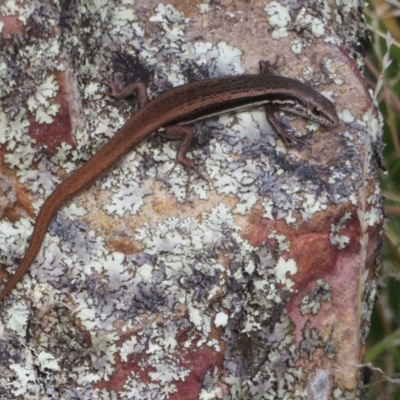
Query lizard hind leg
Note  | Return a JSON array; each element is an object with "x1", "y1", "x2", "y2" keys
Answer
[
  {"x1": 96, "y1": 71, "x2": 149, "y2": 107},
  {"x1": 95, "y1": 73, "x2": 209, "y2": 191},
  {"x1": 259, "y1": 57, "x2": 283, "y2": 75},
  {"x1": 159, "y1": 125, "x2": 209, "y2": 192}
]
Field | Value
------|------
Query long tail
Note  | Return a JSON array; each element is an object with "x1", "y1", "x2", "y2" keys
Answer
[
  {"x1": 0, "y1": 110, "x2": 158, "y2": 302},
  {"x1": 0, "y1": 192, "x2": 61, "y2": 301}
]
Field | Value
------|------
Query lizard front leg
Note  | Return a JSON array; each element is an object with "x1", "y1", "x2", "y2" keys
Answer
[
  {"x1": 97, "y1": 72, "x2": 149, "y2": 106},
  {"x1": 259, "y1": 60, "x2": 305, "y2": 148},
  {"x1": 98, "y1": 74, "x2": 208, "y2": 185}
]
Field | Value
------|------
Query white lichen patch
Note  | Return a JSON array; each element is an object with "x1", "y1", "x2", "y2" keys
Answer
[
  {"x1": 264, "y1": 2, "x2": 291, "y2": 39},
  {"x1": 265, "y1": 0, "x2": 341, "y2": 53},
  {"x1": 197, "y1": 3, "x2": 212, "y2": 14},
  {"x1": 275, "y1": 257, "x2": 297, "y2": 288},
  {"x1": 268, "y1": 232, "x2": 290, "y2": 252},
  {"x1": 27, "y1": 75, "x2": 61, "y2": 124},
  {"x1": 202, "y1": 366, "x2": 222, "y2": 395},
  {"x1": 310, "y1": 370, "x2": 331, "y2": 399},
  {"x1": 0, "y1": 111, "x2": 36, "y2": 171},
  {"x1": 0, "y1": 217, "x2": 32, "y2": 268},
  {"x1": 330, "y1": 212, "x2": 351, "y2": 249},
  {"x1": 38, "y1": 351, "x2": 60, "y2": 372},
  {"x1": 2, "y1": 300, "x2": 30, "y2": 336},
  {"x1": 300, "y1": 279, "x2": 332, "y2": 315},
  {"x1": 0, "y1": 198, "x2": 292, "y2": 395},
  {"x1": 291, "y1": 38, "x2": 303, "y2": 54},
  {"x1": 102, "y1": 178, "x2": 152, "y2": 216},
  {"x1": 333, "y1": 387, "x2": 358, "y2": 399},
  {"x1": 261, "y1": 183, "x2": 330, "y2": 222},
  {"x1": 0, "y1": 0, "x2": 381, "y2": 398},
  {"x1": 8, "y1": 364, "x2": 40, "y2": 397},
  {"x1": 214, "y1": 311, "x2": 229, "y2": 328},
  {"x1": 302, "y1": 193, "x2": 327, "y2": 217},
  {"x1": 341, "y1": 108, "x2": 355, "y2": 123},
  {"x1": 321, "y1": 58, "x2": 337, "y2": 78},
  {"x1": 295, "y1": 9, "x2": 325, "y2": 38}
]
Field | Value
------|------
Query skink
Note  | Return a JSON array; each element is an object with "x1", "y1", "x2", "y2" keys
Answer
[{"x1": 0, "y1": 63, "x2": 339, "y2": 301}]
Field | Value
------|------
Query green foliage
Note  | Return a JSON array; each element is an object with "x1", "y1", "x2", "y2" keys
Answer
[{"x1": 365, "y1": 1, "x2": 400, "y2": 398}]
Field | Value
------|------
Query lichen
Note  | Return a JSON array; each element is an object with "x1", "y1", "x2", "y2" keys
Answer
[{"x1": 0, "y1": 0, "x2": 382, "y2": 398}]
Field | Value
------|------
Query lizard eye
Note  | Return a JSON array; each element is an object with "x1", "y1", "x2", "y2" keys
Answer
[{"x1": 312, "y1": 106, "x2": 322, "y2": 116}]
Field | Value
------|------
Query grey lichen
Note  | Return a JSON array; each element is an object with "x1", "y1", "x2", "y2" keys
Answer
[
  {"x1": 0, "y1": 0, "x2": 381, "y2": 398},
  {"x1": 300, "y1": 279, "x2": 332, "y2": 316}
]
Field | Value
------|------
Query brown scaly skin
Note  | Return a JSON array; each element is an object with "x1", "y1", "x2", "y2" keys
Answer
[{"x1": 0, "y1": 68, "x2": 339, "y2": 302}]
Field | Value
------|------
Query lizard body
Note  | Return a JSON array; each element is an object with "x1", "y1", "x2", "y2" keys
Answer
[{"x1": 0, "y1": 68, "x2": 339, "y2": 301}]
